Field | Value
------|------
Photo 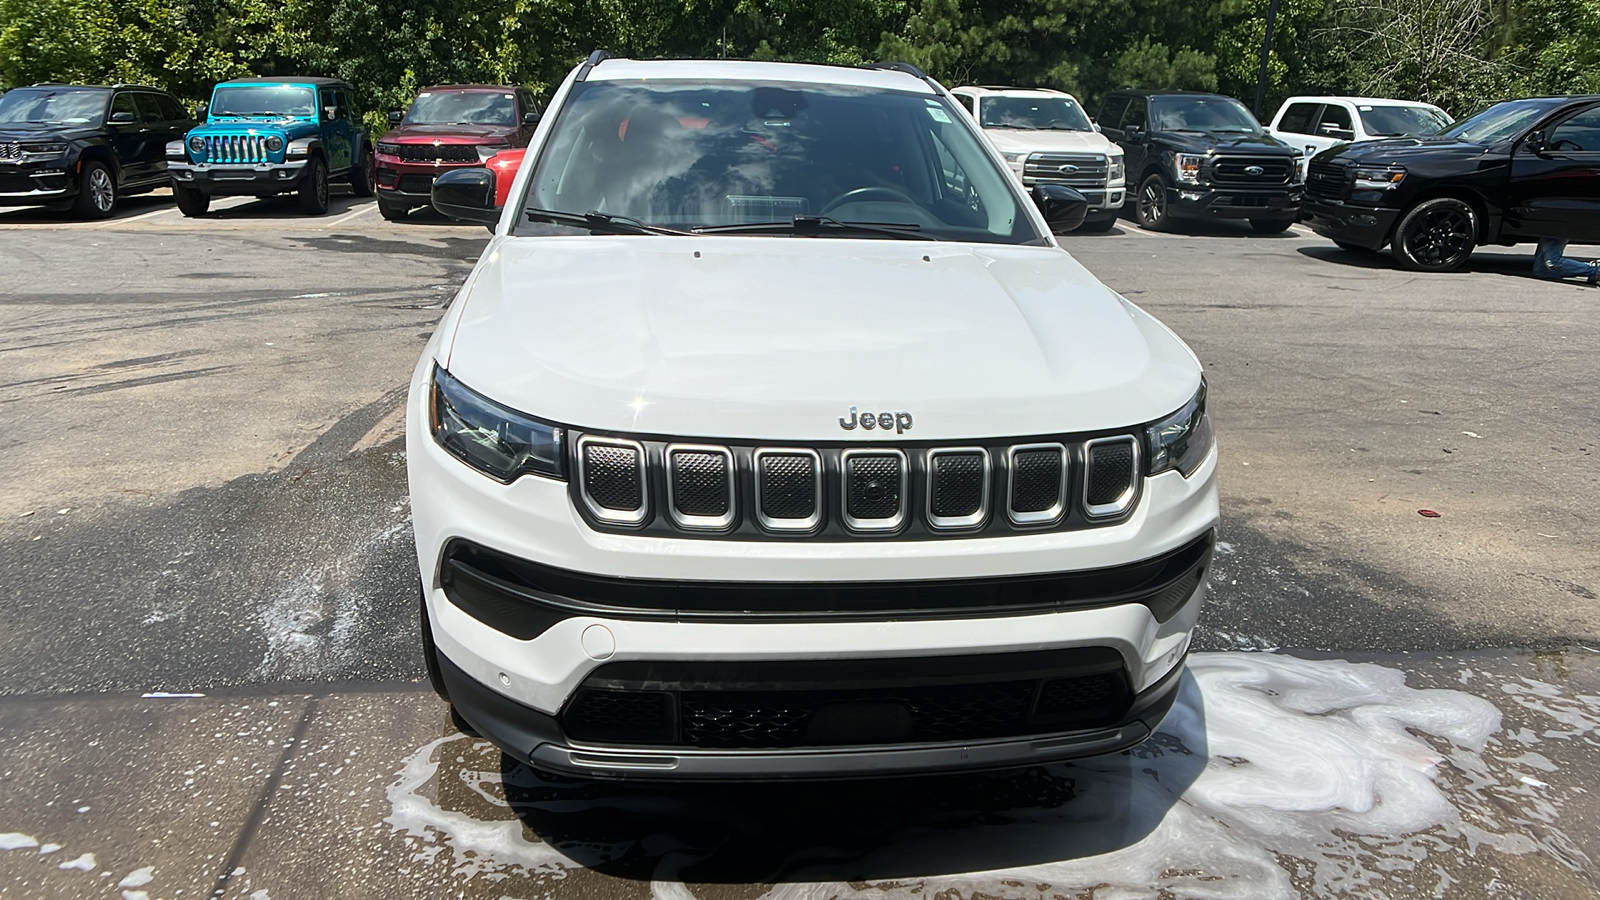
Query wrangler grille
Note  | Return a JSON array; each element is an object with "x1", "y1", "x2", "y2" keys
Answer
[{"x1": 204, "y1": 134, "x2": 270, "y2": 164}]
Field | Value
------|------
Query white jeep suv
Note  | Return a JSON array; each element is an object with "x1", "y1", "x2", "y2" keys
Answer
[
  {"x1": 409, "y1": 54, "x2": 1218, "y2": 780},
  {"x1": 951, "y1": 86, "x2": 1127, "y2": 231}
]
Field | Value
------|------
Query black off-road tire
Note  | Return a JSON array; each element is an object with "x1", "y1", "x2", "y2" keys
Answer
[
  {"x1": 173, "y1": 185, "x2": 210, "y2": 217},
  {"x1": 1390, "y1": 197, "x2": 1477, "y2": 272},
  {"x1": 297, "y1": 156, "x2": 330, "y2": 215},
  {"x1": 72, "y1": 160, "x2": 117, "y2": 219},
  {"x1": 1134, "y1": 173, "x2": 1172, "y2": 231},
  {"x1": 1249, "y1": 217, "x2": 1295, "y2": 234},
  {"x1": 1076, "y1": 213, "x2": 1119, "y2": 233},
  {"x1": 350, "y1": 143, "x2": 376, "y2": 197},
  {"x1": 377, "y1": 197, "x2": 409, "y2": 221}
]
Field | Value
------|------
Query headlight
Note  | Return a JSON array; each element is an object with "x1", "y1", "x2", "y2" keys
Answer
[
  {"x1": 1352, "y1": 166, "x2": 1405, "y2": 190},
  {"x1": 1146, "y1": 381, "x2": 1213, "y2": 478},
  {"x1": 1001, "y1": 150, "x2": 1029, "y2": 164},
  {"x1": 477, "y1": 144, "x2": 509, "y2": 162},
  {"x1": 265, "y1": 135, "x2": 284, "y2": 152},
  {"x1": 1175, "y1": 154, "x2": 1203, "y2": 184},
  {"x1": 1108, "y1": 155, "x2": 1125, "y2": 182},
  {"x1": 376, "y1": 141, "x2": 401, "y2": 155},
  {"x1": 430, "y1": 366, "x2": 565, "y2": 482},
  {"x1": 22, "y1": 141, "x2": 68, "y2": 155},
  {"x1": 189, "y1": 136, "x2": 206, "y2": 153}
]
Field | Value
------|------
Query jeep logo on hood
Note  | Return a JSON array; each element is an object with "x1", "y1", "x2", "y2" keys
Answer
[{"x1": 840, "y1": 406, "x2": 913, "y2": 434}]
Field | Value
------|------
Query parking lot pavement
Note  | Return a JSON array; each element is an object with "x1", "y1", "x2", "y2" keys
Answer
[{"x1": 2, "y1": 203, "x2": 1599, "y2": 896}]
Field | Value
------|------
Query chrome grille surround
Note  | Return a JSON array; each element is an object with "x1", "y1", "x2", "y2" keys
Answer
[
  {"x1": 1209, "y1": 155, "x2": 1294, "y2": 186},
  {"x1": 1082, "y1": 436, "x2": 1141, "y2": 518},
  {"x1": 665, "y1": 443, "x2": 736, "y2": 531},
  {"x1": 925, "y1": 447, "x2": 991, "y2": 531},
  {"x1": 840, "y1": 448, "x2": 909, "y2": 533},
  {"x1": 753, "y1": 448, "x2": 823, "y2": 533},
  {"x1": 1022, "y1": 152, "x2": 1109, "y2": 188},
  {"x1": 1006, "y1": 443, "x2": 1070, "y2": 526},
  {"x1": 577, "y1": 436, "x2": 649, "y2": 526}
]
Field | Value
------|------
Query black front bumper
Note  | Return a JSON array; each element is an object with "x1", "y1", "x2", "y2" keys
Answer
[
  {"x1": 439, "y1": 649, "x2": 1188, "y2": 782},
  {"x1": 0, "y1": 165, "x2": 74, "y2": 206},
  {"x1": 1300, "y1": 197, "x2": 1400, "y2": 250},
  {"x1": 1168, "y1": 185, "x2": 1302, "y2": 220},
  {"x1": 168, "y1": 160, "x2": 308, "y2": 196}
]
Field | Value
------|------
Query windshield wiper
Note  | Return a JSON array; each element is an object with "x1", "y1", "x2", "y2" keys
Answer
[
  {"x1": 694, "y1": 215, "x2": 935, "y2": 240},
  {"x1": 524, "y1": 208, "x2": 692, "y2": 235}
]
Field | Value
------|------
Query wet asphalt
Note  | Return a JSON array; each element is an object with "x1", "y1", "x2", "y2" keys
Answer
[{"x1": 0, "y1": 193, "x2": 1598, "y2": 897}]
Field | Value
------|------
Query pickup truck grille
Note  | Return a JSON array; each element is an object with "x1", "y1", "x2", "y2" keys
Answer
[
  {"x1": 572, "y1": 430, "x2": 1141, "y2": 539},
  {"x1": 1022, "y1": 153, "x2": 1108, "y2": 187},
  {"x1": 1210, "y1": 155, "x2": 1293, "y2": 186},
  {"x1": 204, "y1": 134, "x2": 270, "y2": 164},
  {"x1": 1305, "y1": 160, "x2": 1346, "y2": 201},
  {"x1": 390, "y1": 142, "x2": 480, "y2": 162}
]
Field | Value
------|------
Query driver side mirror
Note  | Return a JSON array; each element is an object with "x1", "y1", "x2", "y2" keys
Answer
[
  {"x1": 1031, "y1": 183, "x2": 1089, "y2": 233},
  {"x1": 432, "y1": 167, "x2": 499, "y2": 225},
  {"x1": 388, "y1": 110, "x2": 403, "y2": 125},
  {"x1": 109, "y1": 111, "x2": 136, "y2": 125},
  {"x1": 195, "y1": 102, "x2": 208, "y2": 120},
  {"x1": 1524, "y1": 130, "x2": 1547, "y2": 154},
  {"x1": 1123, "y1": 123, "x2": 1144, "y2": 143},
  {"x1": 323, "y1": 105, "x2": 339, "y2": 121},
  {"x1": 521, "y1": 110, "x2": 541, "y2": 127}
]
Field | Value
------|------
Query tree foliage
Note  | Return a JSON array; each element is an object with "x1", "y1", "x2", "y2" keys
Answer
[{"x1": 2, "y1": 0, "x2": 1596, "y2": 123}]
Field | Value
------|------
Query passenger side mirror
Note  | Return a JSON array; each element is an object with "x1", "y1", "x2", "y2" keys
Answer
[
  {"x1": 388, "y1": 110, "x2": 404, "y2": 125},
  {"x1": 432, "y1": 167, "x2": 500, "y2": 225},
  {"x1": 1092, "y1": 121, "x2": 1103, "y2": 133},
  {"x1": 1524, "y1": 130, "x2": 1547, "y2": 154},
  {"x1": 521, "y1": 110, "x2": 541, "y2": 126},
  {"x1": 323, "y1": 105, "x2": 339, "y2": 121},
  {"x1": 109, "y1": 111, "x2": 136, "y2": 125},
  {"x1": 1031, "y1": 183, "x2": 1089, "y2": 233}
]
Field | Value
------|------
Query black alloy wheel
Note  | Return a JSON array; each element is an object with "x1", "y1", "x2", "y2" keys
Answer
[
  {"x1": 351, "y1": 144, "x2": 376, "y2": 197},
  {"x1": 1135, "y1": 173, "x2": 1170, "y2": 231},
  {"x1": 72, "y1": 161, "x2": 117, "y2": 219},
  {"x1": 298, "y1": 157, "x2": 330, "y2": 215},
  {"x1": 1391, "y1": 197, "x2": 1477, "y2": 272}
]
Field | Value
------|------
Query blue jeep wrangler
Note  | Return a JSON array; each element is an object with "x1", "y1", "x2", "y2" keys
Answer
[{"x1": 167, "y1": 77, "x2": 374, "y2": 215}]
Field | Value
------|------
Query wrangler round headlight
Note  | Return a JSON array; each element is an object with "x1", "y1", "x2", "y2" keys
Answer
[
  {"x1": 188, "y1": 136, "x2": 205, "y2": 152},
  {"x1": 430, "y1": 366, "x2": 565, "y2": 482},
  {"x1": 1146, "y1": 380, "x2": 1213, "y2": 478},
  {"x1": 265, "y1": 135, "x2": 284, "y2": 152}
]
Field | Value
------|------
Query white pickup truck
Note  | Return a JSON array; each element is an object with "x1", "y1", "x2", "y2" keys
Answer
[{"x1": 1268, "y1": 95, "x2": 1452, "y2": 164}]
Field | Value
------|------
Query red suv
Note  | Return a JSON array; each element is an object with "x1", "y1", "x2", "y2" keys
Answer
[{"x1": 374, "y1": 85, "x2": 540, "y2": 220}]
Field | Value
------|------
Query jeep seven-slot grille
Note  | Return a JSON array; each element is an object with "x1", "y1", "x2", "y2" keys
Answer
[
  {"x1": 571, "y1": 431, "x2": 1142, "y2": 539},
  {"x1": 1210, "y1": 155, "x2": 1294, "y2": 186},
  {"x1": 205, "y1": 134, "x2": 269, "y2": 164}
]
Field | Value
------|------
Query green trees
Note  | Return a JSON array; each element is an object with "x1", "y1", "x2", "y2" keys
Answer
[{"x1": 2, "y1": 0, "x2": 1596, "y2": 121}]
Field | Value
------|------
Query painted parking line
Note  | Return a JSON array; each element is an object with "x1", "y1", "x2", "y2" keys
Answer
[
  {"x1": 1289, "y1": 224, "x2": 1318, "y2": 237},
  {"x1": 324, "y1": 203, "x2": 377, "y2": 228},
  {"x1": 97, "y1": 205, "x2": 183, "y2": 228}
]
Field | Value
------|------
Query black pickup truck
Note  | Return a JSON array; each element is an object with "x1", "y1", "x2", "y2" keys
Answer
[
  {"x1": 1301, "y1": 95, "x2": 1600, "y2": 271},
  {"x1": 1097, "y1": 89, "x2": 1303, "y2": 233}
]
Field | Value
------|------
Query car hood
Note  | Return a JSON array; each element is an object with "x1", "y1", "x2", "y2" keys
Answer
[
  {"x1": 441, "y1": 237, "x2": 1201, "y2": 441},
  {"x1": 984, "y1": 129, "x2": 1120, "y2": 156},
  {"x1": 1156, "y1": 131, "x2": 1297, "y2": 155},
  {"x1": 382, "y1": 123, "x2": 516, "y2": 143},
  {"x1": 1316, "y1": 137, "x2": 1494, "y2": 166},
  {"x1": 0, "y1": 123, "x2": 100, "y2": 142},
  {"x1": 191, "y1": 118, "x2": 318, "y2": 138}
]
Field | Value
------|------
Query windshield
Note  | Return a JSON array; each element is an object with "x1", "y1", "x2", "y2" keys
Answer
[
  {"x1": 1151, "y1": 96, "x2": 1262, "y2": 134},
  {"x1": 406, "y1": 90, "x2": 516, "y2": 126},
  {"x1": 0, "y1": 89, "x2": 108, "y2": 125},
  {"x1": 522, "y1": 80, "x2": 1037, "y2": 243},
  {"x1": 1358, "y1": 104, "x2": 1452, "y2": 137},
  {"x1": 210, "y1": 86, "x2": 316, "y2": 118},
  {"x1": 980, "y1": 96, "x2": 1093, "y2": 132},
  {"x1": 1438, "y1": 99, "x2": 1563, "y2": 144}
]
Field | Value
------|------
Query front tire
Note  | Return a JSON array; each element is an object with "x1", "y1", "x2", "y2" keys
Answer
[
  {"x1": 349, "y1": 144, "x2": 376, "y2": 197},
  {"x1": 173, "y1": 185, "x2": 210, "y2": 217},
  {"x1": 72, "y1": 161, "x2": 117, "y2": 219},
  {"x1": 1390, "y1": 197, "x2": 1477, "y2": 272},
  {"x1": 297, "y1": 156, "x2": 330, "y2": 215},
  {"x1": 1249, "y1": 217, "x2": 1295, "y2": 234},
  {"x1": 377, "y1": 197, "x2": 409, "y2": 221},
  {"x1": 1076, "y1": 213, "x2": 1119, "y2": 233},
  {"x1": 1134, "y1": 173, "x2": 1171, "y2": 231}
]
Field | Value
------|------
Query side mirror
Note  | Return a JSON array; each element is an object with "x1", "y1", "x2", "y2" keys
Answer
[
  {"x1": 195, "y1": 102, "x2": 209, "y2": 120},
  {"x1": 1524, "y1": 130, "x2": 1547, "y2": 154},
  {"x1": 521, "y1": 110, "x2": 541, "y2": 127},
  {"x1": 1124, "y1": 123, "x2": 1144, "y2": 143},
  {"x1": 388, "y1": 110, "x2": 403, "y2": 125},
  {"x1": 323, "y1": 105, "x2": 339, "y2": 121},
  {"x1": 432, "y1": 167, "x2": 499, "y2": 225},
  {"x1": 109, "y1": 111, "x2": 136, "y2": 125},
  {"x1": 1092, "y1": 121, "x2": 1103, "y2": 133},
  {"x1": 1031, "y1": 183, "x2": 1089, "y2": 233}
]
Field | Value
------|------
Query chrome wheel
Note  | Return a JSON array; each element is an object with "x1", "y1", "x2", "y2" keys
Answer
[{"x1": 89, "y1": 167, "x2": 114, "y2": 213}]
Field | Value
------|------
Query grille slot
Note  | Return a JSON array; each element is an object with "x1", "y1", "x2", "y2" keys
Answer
[
  {"x1": 1210, "y1": 155, "x2": 1293, "y2": 185},
  {"x1": 392, "y1": 142, "x2": 480, "y2": 162},
  {"x1": 565, "y1": 689, "x2": 674, "y2": 744},
  {"x1": 927, "y1": 448, "x2": 990, "y2": 530},
  {"x1": 578, "y1": 437, "x2": 648, "y2": 526},
  {"x1": 1007, "y1": 443, "x2": 1068, "y2": 525},
  {"x1": 841, "y1": 449, "x2": 907, "y2": 532},
  {"x1": 754, "y1": 449, "x2": 822, "y2": 532},
  {"x1": 666, "y1": 444, "x2": 735, "y2": 530},
  {"x1": 1083, "y1": 436, "x2": 1139, "y2": 518}
]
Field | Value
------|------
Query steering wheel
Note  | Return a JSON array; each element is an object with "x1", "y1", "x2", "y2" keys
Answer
[
  {"x1": 820, "y1": 186, "x2": 919, "y2": 215},
  {"x1": 1549, "y1": 138, "x2": 1584, "y2": 151}
]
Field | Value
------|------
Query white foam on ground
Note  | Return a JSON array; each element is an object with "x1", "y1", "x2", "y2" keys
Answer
[
  {"x1": 0, "y1": 833, "x2": 38, "y2": 850},
  {"x1": 386, "y1": 653, "x2": 1588, "y2": 897},
  {"x1": 118, "y1": 866, "x2": 155, "y2": 888},
  {"x1": 57, "y1": 851, "x2": 96, "y2": 871}
]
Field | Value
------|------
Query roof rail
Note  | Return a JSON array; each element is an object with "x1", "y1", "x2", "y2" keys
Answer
[
  {"x1": 576, "y1": 49, "x2": 611, "y2": 83},
  {"x1": 868, "y1": 62, "x2": 940, "y2": 91}
]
